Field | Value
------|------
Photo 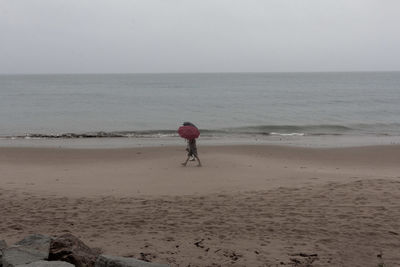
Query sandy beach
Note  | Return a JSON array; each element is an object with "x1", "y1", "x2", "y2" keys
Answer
[{"x1": 1, "y1": 145, "x2": 400, "y2": 266}]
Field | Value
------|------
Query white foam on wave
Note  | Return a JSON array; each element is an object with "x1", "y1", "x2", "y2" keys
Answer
[{"x1": 270, "y1": 132, "x2": 305, "y2": 136}]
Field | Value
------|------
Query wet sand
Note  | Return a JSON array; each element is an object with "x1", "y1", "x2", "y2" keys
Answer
[{"x1": 1, "y1": 145, "x2": 400, "y2": 266}]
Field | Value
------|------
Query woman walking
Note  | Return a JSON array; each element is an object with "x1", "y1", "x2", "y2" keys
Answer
[
  {"x1": 182, "y1": 138, "x2": 202, "y2": 167},
  {"x1": 178, "y1": 122, "x2": 202, "y2": 167}
]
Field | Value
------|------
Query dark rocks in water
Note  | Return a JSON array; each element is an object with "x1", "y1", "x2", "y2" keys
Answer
[
  {"x1": 95, "y1": 255, "x2": 169, "y2": 267},
  {"x1": 48, "y1": 233, "x2": 101, "y2": 267},
  {"x1": 2, "y1": 234, "x2": 52, "y2": 267},
  {"x1": 22, "y1": 131, "x2": 127, "y2": 139}
]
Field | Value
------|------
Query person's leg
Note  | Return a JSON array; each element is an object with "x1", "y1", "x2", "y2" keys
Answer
[
  {"x1": 181, "y1": 156, "x2": 190, "y2": 166},
  {"x1": 195, "y1": 155, "x2": 202, "y2": 167}
]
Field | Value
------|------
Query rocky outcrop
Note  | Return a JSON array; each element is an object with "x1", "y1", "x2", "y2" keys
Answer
[
  {"x1": 14, "y1": 234, "x2": 52, "y2": 259},
  {"x1": 1, "y1": 240, "x2": 8, "y2": 267},
  {"x1": 2, "y1": 234, "x2": 52, "y2": 267},
  {"x1": 0, "y1": 240, "x2": 7, "y2": 250},
  {"x1": 2, "y1": 234, "x2": 168, "y2": 267},
  {"x1": 95, "y1": 255, "x2": 169, "y2": 267},
  {"x1": 48, "y1": 233, "x2": 101, "y2": 267},
  {"x1": 15, "y1": 260, "x2": 74, "y2": 267},
  {"x1": 3, "y1": 247, "x2": 47, "y2": 267}
]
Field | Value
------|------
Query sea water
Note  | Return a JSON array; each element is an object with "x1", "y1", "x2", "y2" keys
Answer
[{"x1": 1, "y1": 72, "x2": 399, "y2": 147}]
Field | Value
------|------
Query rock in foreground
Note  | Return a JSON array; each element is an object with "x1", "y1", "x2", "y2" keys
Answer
[
  {"x1": 49, "y1": 233, "x2": 101, "y2": 267},
  {"x1": 0, "y1": 239, "x2": 8, "y2": 266},
  {"x1": 16, "y1": 260, "x2": 74, "y2": 267},
  {"x1": 2, "y1": 234, "x2": 52, "y2": 267},
  {"x1": 2, "y1": 234, "x2": 168, "y2": 267},
  {"x1": 95, "y1": 255, "x2": 169, "y2": 267}
]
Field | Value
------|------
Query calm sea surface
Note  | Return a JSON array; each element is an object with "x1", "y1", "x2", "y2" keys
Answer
[{"x1": 0, "y1": 72, "x2": 400, "y2": 146}]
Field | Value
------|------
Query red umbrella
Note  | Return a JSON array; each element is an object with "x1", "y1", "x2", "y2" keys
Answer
[{"x1": 178, "y1": 126, "x2": 200, "y2": 140}]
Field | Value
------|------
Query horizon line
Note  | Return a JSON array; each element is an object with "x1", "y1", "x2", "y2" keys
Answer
[{"x1": 1, "y1": 70, "x2": 400, "y2": 76}]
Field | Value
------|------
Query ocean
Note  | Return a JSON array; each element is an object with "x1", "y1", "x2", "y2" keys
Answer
[{"x1": 1, "y1": 72, "x2": 399, "y2": 147}]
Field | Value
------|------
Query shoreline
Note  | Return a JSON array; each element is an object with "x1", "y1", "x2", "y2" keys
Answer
[
  {"x1": 1, "y1": 134, "x2": 400, "y2": 149},
  {"x1": 1, "y1": 144, "x2": 400, "y2": 266}
]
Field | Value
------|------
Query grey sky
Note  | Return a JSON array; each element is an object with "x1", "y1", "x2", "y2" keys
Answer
[{"x1": 1, "y1": 0, "x2": 399, "y2": 74}]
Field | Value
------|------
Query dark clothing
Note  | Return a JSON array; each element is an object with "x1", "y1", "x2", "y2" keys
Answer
[
  {"x1": 187, "y1": 139, "x2": 198, "y2": 157},
  {"x1": 183, "y1": 122, "x2": 197, "y2": 128}
]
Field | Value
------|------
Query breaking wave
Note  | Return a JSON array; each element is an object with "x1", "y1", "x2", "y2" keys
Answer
[{"x1": 1, "y1": 123, "x2": 399, "y2": 140}]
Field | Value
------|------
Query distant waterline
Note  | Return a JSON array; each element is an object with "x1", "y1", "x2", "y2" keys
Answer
[{"x1": 1, "y1": 72, "x2": 400, "y2": 141}]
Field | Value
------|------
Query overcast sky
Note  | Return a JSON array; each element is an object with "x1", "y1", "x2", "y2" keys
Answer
[{"x1": 1, "y1": 0, "x2": 399, "y2": 74}]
